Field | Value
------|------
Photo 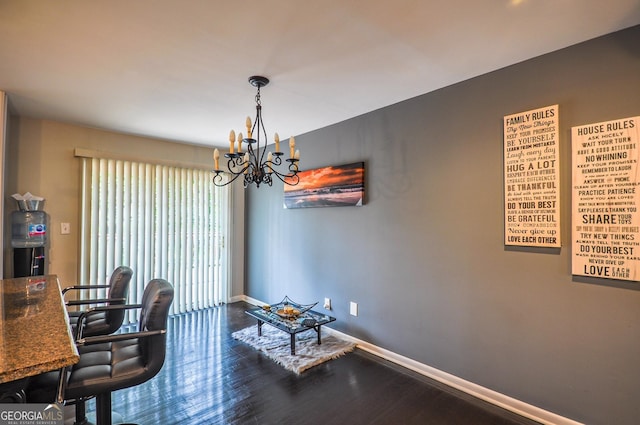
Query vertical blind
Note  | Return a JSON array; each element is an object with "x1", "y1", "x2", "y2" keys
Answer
[{"x1": 79, "y1": 156, "x2": 231, "y2": 322}]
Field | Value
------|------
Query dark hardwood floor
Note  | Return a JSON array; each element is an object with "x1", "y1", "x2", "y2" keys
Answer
[{"x1": 88, "y1": 302, "x2": 540, "y2": 424}]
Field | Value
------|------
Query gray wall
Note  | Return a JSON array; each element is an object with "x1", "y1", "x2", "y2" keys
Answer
[{"x1": 246, "y1": 26, "x2": 640, "y2": 425}]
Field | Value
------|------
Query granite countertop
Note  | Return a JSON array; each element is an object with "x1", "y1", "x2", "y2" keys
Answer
[{"x1": 0, "y1": 275, "x2": 79, "y2": 384}]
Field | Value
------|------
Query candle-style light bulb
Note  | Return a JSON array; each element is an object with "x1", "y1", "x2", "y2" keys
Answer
[
  {"x1": 294, "y1": 149, "x2": 300, "y2": 160},
  {"x1": 237, "y1": 132, "x2": 243, "y2": 153},
  {"x1": 289, "y1": 136, "x2": 296, "y2": 158},
  {"x1": 267, "y1": 152, "x2": 273, "y2": 173},
  {"x1": 246, "y1": 116, "x2": 252, "y2": 139},
  {"x1": 214, "y1": 148, "x2": 220, "y2": 170},
  {"x1": 274, "y1": 133, "x2": 280, "y2": 153},
  {"x1": 229, "y1": 130, "x2": 235, "y2": 154}
]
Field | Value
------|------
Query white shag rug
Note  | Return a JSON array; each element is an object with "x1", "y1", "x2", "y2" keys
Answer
[{"x1": 232, "y1": 325, "x2": 355, "y2": 374}]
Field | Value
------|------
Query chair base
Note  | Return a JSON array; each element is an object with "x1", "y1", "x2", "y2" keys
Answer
[
  {"x1": 68, "y1": 412, "x2": 131, "y2": 425},
  {"x1": 65, "y1": 402, "x2": 130, "y2": 425}
]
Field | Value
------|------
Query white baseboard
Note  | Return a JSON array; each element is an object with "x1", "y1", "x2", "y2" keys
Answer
[
  {"x1": 228, "y1": 294, "x2": 246, "y2": 304},
  {"x1": 234, "y1": 295, "x2": 582, "y2": 425}
]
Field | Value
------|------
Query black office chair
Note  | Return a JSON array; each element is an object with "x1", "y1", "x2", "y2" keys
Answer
[
  {"x1": 28, "y1": 278, "x2": 174, "y2": 425},
  {"x1": 63, "y1": 266, "x2": 133, "y2": 338},
  {"x1": 62, "y1": 266, "x2": 133, "y2": 424}
]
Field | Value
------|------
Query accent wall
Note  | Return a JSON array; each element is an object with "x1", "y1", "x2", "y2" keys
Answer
[{"x1": 245, "y1": 25, "x2": 640, "y2": 425}]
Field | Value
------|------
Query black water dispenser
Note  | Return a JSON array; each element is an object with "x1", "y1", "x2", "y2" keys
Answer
[{"x1": 11, "y1": 198, "x2": 47, "y2": 277}]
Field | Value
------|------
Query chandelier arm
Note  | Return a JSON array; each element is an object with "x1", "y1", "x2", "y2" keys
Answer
[
  {"x1": 255, "y1": 104, "x2": 270, "y2": 168},
  {"x1": 270, "y1": 169, "x2": 300, "y2": 186},
  {"x1": 212, "y1": 169, "x2": 246, "y2": 187},
  {"x1": 269, "y1": 153, "x2": 283, "y2": 167},
  {"x1": 269, "y1": 160, "x2": 300, "y2": 186},
  {"x1": 245, "y1": 138, "x2": 257, "y2": 169},
  {"x1": 223, "y1": 154, "x2": 250, "y2": 176},
  {"x1": 226, "y1": 154, "x2": 250, "y2": 173}
]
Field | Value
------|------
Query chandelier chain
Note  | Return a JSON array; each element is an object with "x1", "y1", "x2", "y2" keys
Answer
[{"x1": 255, "y1": 86, "x2": 262, "y2": 106}]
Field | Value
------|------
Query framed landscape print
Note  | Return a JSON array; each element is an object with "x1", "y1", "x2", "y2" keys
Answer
[{"x1": 284, "y1": 162, "x2": 364, "y2": 209}]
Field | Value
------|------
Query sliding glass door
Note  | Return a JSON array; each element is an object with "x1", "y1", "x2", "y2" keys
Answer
[{"x1": 79, "y1": 156, "x2": 231, "y2": 322}]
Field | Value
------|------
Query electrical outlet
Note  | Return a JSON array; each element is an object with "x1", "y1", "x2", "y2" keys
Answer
[
  {"x1": 324, "y1": 297, "x2": 331, "y2": 310},
  {"x1": 350, "y1": 301, "x2": 358, "y2": 316},
  {"x1": 61, "y1": 222, "x2": 71, "y2": 235}
]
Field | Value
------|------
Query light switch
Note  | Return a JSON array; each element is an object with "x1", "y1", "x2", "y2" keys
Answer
[{"x1": 61, "y1": 223, "x2": 71, "y2": 234}]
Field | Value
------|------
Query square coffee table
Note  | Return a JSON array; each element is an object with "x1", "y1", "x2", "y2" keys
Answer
[{"x1": 245, "y1": 300, "x2": 336, "y2": 355}]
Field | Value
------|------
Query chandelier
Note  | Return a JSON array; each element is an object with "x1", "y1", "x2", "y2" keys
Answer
[{"x1": 212, "y1": 76, "x2": 300, "y2": 188}]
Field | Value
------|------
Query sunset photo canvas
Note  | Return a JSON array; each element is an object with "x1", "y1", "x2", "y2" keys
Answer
[{"x1": 284, "y1": 162, "x2": 364, "y2": 209}]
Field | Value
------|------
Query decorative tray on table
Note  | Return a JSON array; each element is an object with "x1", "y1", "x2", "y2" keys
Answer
[{"x1": 263, "y1": 296, "x2": 318, "y2": 319}]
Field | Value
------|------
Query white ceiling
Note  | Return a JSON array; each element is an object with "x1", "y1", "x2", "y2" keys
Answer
[{"x1": 1, "y1": 0, "x2": 639, "y2": 148}]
